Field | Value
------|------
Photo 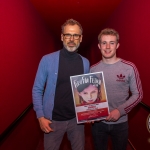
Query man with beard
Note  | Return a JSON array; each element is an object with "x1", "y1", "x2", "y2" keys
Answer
[{"x1": 32, "y1": 19, "x2": 89, "y2": 150}]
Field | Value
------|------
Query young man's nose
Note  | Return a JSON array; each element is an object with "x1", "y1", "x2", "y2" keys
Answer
[{"x1": 106, "y1": 43, "x2": 110, "y2": 48}]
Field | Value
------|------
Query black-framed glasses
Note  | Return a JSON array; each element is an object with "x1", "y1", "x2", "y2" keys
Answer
[{"x1": 63, "y1": 34, "x2": 81, "y2": 40}]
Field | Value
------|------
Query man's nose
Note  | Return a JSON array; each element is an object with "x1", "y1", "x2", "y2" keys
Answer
[
  {"x1": 70, "y1": 35, "x2": 74, "y2": 41},
  {"x1": 106, "y1": 43, "x2": 110, "y2": 48}
]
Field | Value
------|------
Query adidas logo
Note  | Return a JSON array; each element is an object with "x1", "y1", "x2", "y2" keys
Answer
[{"x1": 116, "y1": 74, "x2": 125, "y2": 82}]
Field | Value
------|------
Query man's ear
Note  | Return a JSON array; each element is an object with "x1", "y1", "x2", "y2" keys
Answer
[
  {"x1": 61, "y1": 34, "x2": 63, "y2": 41},
  {"x1": 116, "y1": 43, "x2": 120, "y2": 49},
  {"x1": 79, "y1": 35, "x2": 83, "y2": 42},
  {"x1": 98, "y1": 43, "x2": 101, "y2": 49}
]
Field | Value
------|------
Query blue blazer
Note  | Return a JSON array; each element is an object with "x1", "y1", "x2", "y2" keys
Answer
[{"x1": 32, "y1": 50, "x2": 90, "y2": 119}]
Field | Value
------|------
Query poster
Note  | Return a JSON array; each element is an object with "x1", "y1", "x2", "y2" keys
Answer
[{"x1": 70, "y1": 72, "x2": 110, "y2": 124}]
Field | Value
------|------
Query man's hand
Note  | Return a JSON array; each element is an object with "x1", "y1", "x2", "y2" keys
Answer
[
  {"x1": 105, "y1": 109, "x2": 120, "y2": 122},
  {"x1": 38, "y1": 117, "x2": 53, "y2": 133}
]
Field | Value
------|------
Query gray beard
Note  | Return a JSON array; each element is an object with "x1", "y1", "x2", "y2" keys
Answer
[{"x1": 63, "y1": 43, "x2": 80, "y2": 52}]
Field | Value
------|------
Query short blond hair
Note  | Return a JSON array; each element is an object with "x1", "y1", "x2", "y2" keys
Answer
[
  {"x1": 98, "y1": 28, "x2": 119, "y2": 43},
  {"x1": 61, "y1": 19, "x2": 83, "y2": 34}
]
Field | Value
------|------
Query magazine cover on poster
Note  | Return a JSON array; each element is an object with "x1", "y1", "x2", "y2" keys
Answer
[{"x1": 70, "y1": 72, "x2": 110, "y2": 124}]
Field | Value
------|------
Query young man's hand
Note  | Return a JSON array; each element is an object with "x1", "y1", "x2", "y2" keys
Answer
[{"x1": 105, "y1": 109, "x2": 120, "y2": 122}]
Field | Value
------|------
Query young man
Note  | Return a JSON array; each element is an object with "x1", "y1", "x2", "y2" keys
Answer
[
  {"x1": 32, "y1": 19, "x2": 90, "y2": 150},
  {"x1": 90, "y1": 28, "x2": 143, "y2": 150}
]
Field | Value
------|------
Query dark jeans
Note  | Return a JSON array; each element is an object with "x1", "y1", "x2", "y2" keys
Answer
[{"x1": 91, "y1": 121, "x2": 128, "y2": 150}]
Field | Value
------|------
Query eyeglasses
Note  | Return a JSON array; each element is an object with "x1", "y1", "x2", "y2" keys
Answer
[{"x1": 63, "y1": 34, "x2": 81, "y2": 40}]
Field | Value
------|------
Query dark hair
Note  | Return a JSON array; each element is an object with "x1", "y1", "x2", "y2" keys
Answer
[{"x1": 76, "y1": 75, "x2": 100, "y2": 92}]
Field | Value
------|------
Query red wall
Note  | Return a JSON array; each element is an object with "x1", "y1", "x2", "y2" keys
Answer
[
  {"x1": 1, "y1": 0, "x2": 150, "y2": 149},
  {"x1": 0, "y1": 0, "x2": 56, "y2": 134},
  {"x1": 0, "y1": 109, "x2": 42, "y2": 150},
  {"x1": 90, "y1": 0, "x2": 150, "y2": 107},
  {"x1": 89, "y1": 0, "x2": 150, "y2": 149},
  {"x1": 128, "y1": 104, "x2": 150, "y2": 149}
]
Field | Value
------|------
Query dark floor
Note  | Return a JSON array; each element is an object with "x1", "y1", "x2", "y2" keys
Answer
[{"x1": 36, "y1": 124, "x2": 133, "y2": 150}]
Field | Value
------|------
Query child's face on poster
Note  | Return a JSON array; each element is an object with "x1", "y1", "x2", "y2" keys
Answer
[{"x1": 78, "y1": 84, "x2": 98, "y2": 103}]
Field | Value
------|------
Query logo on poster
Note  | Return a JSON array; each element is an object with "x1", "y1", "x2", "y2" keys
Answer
[{"x1": 74, "y1": 76, "x2": 101, "y2": 88}]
